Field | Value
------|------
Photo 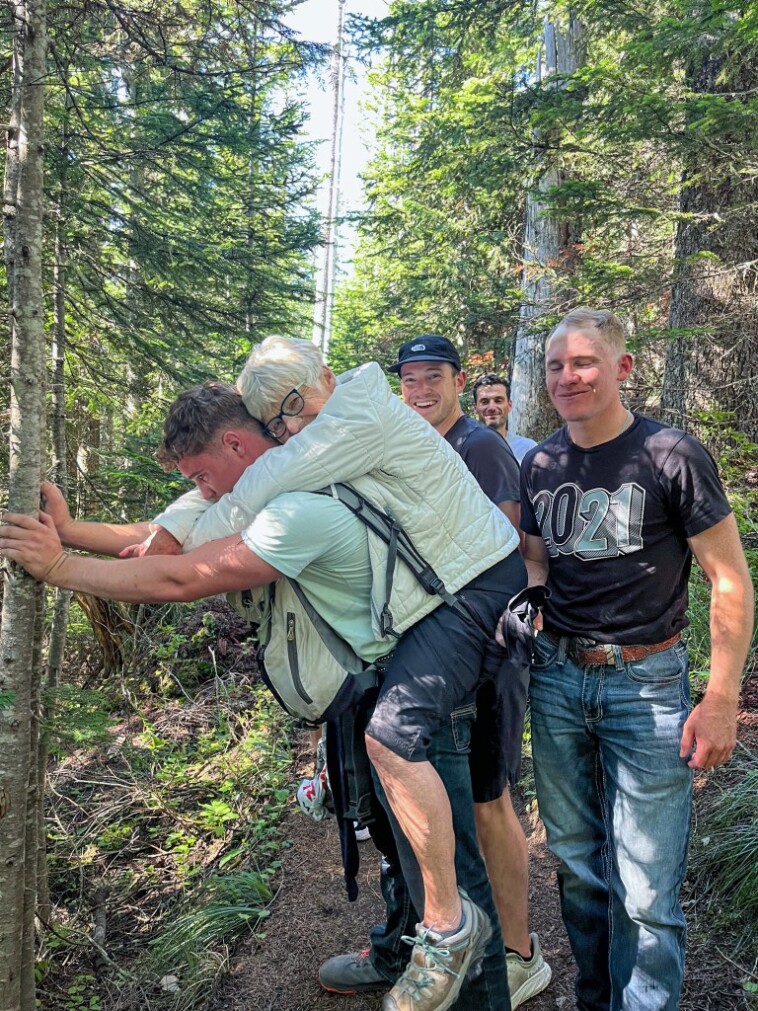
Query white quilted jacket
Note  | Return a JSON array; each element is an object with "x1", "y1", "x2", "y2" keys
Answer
[{"x1": 153, "y1": 362, "x2": 519, "y2": 642}]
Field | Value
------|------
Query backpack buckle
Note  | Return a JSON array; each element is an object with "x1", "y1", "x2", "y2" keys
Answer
[{"x1": 380, "y1": 605, "x2": 396, "y2": 637}]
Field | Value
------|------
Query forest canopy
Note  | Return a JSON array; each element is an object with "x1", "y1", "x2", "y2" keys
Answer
[{"x1": 1, "y1": 2, "x2": 756, "y2": 1010}]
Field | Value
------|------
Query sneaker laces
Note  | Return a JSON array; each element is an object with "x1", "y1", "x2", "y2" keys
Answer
[{"x1": 394, "y1": 927, "x2": 461, "y2": 999}]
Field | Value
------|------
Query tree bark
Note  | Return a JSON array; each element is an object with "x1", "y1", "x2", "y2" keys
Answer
[
  {"x1": 37, "y1": 91, "x2": 74, "y2": 926},
  {"x1": 510, "y1": 13, "x2": 585, "y2": 442},
  {"x1": 244, "y1": 21, "x2": 260, "y2": 339},
  {"x1": 46, "y1": 108, "x2": 72, "y2": 683},
  {"x1": 21, "y1": 586, "x2": 45, "y2": 1008},
  {"x1": 0, "y1": 2, "x2": 48, "y2": 1008}
]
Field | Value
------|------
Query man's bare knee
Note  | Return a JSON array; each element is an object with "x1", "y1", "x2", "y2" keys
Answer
[
  {"x1": 475, "y1": 784, "x2": 521, "y2": 833},
  {"x1": 475, "y1": 787, "x2": 512, "y2": 820}
]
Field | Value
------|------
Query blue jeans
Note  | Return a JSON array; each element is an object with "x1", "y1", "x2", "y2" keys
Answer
[
  {"x1": 529, "y1": 634, "x2": 694, "y2": 1011},
  {"x1": 370, "y1": 703, "x2": 511, "y2": 1011}
]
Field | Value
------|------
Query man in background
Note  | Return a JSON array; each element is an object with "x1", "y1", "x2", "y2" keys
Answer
[
  {"x1": 394, "y1": 336, "x2": 550, "y2": 1007},
  {"x1": 472, "y1": 374, "x2": 536, "y2": 463}
]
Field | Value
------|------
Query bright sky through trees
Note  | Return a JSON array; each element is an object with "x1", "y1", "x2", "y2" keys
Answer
[{"x1": 286, "y1": 0, "x2": 388, "y2": 254}]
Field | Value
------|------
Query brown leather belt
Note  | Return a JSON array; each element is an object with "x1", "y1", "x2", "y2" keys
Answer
[{"x1": 543, "y1": 629, "x2": 681, "y2": 666}]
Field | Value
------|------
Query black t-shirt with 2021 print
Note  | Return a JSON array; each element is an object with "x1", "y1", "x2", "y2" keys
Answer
[{"x1": 519, "y1": 414, "x2": 732, "y2": 644}]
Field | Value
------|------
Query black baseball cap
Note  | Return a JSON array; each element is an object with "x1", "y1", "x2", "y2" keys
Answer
[{"x1": 387, "y1": 334, "x2": 462, "y2": 373}]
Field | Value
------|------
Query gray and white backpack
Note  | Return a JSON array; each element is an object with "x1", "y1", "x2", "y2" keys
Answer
[{"x1": 227, "y1": 483, "x2": 476, "y2": 724}]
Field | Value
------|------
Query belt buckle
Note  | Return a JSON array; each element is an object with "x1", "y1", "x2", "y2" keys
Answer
[
  {"x1": 574, "y1": 636, "x2": 596, "y2": 650},
  {"x1": 602, "y1": 643, "x2": 615, "y2": 665}
]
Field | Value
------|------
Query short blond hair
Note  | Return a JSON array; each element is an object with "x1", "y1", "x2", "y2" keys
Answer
[
  {"x1": 237, "y1": 336, "x2": 325, "y2": 417},
  {"x1": 551, "y1": 308, "x2": 626, "y2": 354}
]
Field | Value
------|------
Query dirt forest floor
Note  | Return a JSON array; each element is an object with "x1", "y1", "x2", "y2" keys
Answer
[{"x1": 209, "y1": 679, "x2": 758, "y2": 1011}]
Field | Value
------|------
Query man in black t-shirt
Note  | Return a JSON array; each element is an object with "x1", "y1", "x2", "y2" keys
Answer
[
  {"x1": 519, "y1": 308, "x2": 754, "y2": 1011},
  {"x1": 394, "y1": 335, "x2": 551, "y2": 1007},
  {"x1": 317, "y1": 335, "x2": 550, "y2": 1007}
]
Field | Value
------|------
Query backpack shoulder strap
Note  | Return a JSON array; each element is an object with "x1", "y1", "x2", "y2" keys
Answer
[{"x1": 320, "y1": 483, "x2": 480, "y2": 636}]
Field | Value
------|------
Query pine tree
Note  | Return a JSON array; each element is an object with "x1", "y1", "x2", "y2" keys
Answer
[{"x1": 0, "y1": 2, "x2": 48, "y2": 1005}]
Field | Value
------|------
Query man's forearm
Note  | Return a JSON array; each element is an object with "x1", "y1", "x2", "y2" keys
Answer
[
  {"x1": 1, "y1": 510, "x2": 283, "y2": 600},
  {"x1": 60, "y1": 519, "x2": 153, "y2": 556},
  {"x1": 522, "y1": 532, "x2": 550, "y2": 586},
  {"x1": 524, "y1": 556, "x2": 549, "y2": 586},
  {"x1": 38, "y1": 534, "x2": 282, "y2": 603},
  {"x1": 679, "y1": 562, "x2": 754, "y2": 768},
  {"x1": 690, "y1": 515, "x2": 755, "y2": 703},
  {"x1": 706, "y1": 574, "x2": 755, "y2": 704},
  {"x1": 41, "y1": 550, "x2": 204, "y2": 602}
]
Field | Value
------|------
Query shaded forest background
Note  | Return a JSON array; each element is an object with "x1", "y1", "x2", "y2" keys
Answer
[{"x1": 1, "y1": 1, "x2": 757, "y2": 1009}]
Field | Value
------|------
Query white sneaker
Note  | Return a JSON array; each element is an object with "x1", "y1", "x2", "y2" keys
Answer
[
  {"x1": 296, "y1": 768, "x2": 333, "y2": 821},
  {"x1": 354, "y1": 821, "x2": 372, "y2": 842},
  {"x1": 506, "y1": 932, "x2": 552, "y2": 1008}
]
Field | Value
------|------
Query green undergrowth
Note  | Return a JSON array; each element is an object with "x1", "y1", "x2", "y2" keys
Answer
[
  {"x1": 683, "y1": 466, "x2": 758, "y2": 1000},
  {"x1": 690, "y1": 746, "x2": 758, "y2": 941},
  {"x1": 39, "y1": 600, "x2": 296, "y2": 1011},
  {"x1": 688, "y1": 743, "x2": 758, "y2": 1004}
]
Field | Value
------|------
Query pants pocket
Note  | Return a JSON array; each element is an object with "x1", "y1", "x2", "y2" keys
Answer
[
  {"x1": 624, "y1": 642, "x2": 688, "y2": 685},
  {"x1": 531, "y1": 632, "x2": 560, "y2": 671},
  {"x1": 450, "y1": 703, "x2": 476, "y2": 753}
]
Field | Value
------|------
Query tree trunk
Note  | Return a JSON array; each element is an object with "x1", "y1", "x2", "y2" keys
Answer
[
  {"x1": 510, "y1": 13, "x2": 585, "y2": 442},
  {"x1": 0, "y1": 2, "x2": 48, "y2": 1007},
  {"x1": 46, "y1": 117, "x2": 73, "y2": 684},
  {"x1": 74, "y1": 412, "x2": 101, "y2": 517},
  {"x1": 22, "y1": 586, "x2": 45, "y2": 1008},
  {"x1": 661, "y1": 43, "x2": 758, "y2": 441},
  {"x1": 243, "y1": 18, "x2": 260, "y2": 340},
  {"x1": 37, "y1": 97, "x2": 74, "y2": 925},
  {"x1": 315, "y1": 0, "x2": 346, "y2": 358}
]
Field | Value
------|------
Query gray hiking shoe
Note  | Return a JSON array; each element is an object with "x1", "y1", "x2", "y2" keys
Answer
[
  {"x1": 506, "y1": 932, "x2": 552, "y2": 1008},
  {"x1": 382, "y1": 889, "x2": 492, "y2": 1011},
  {"x1": 319, "y1": 948, "x2": 386, "y2": 995}
]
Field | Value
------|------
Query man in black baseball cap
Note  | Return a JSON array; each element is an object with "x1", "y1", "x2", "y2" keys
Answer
[
  {"x1": 392, "y1": 333, "x2": 553, "y2": 1002},
  {"x1": 322, "y1": 337, "x2": 552, "y2": 1006},
  {"x1": 388, "y1": 334, "x2": 462, "y2": 373},
  {"x1": 390, "y1": 336, "x2": 550, "y2": 1004},
  {"x1": 388, "y1": 336, "x2": 468, "y2": 434}
]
